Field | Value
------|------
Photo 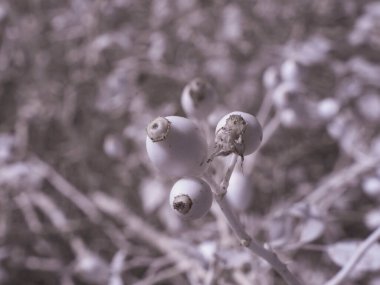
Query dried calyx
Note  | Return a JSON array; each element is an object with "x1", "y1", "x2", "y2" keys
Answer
[
  {"x1": 173, "y1": 194, "x2": 192, "y2": 214},
  {"x1": 146, "y1": 117, "x2": 171, "y2": 142},
  {"x1": 208, "y1": 114, "x2": 247, "y2": 162},
  {"x1": 207, "y1": 111, "x2": 263, "y2": 163}
]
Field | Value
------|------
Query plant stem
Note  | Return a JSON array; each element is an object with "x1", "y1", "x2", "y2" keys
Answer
[
  {"x1": 257, "y1": 91, "x2": 274, "y2": 125},
  {"x1": 245, "y1": 114, "x2": 281, "y2": 173},
  {"x1": 220, "y1": 154, "x2": 239, "y2": 193},
  {"x1": 262, "y1": 114, "x2": 281, "y2": 147},
  {"x1": 325, "y1": 226, "x2": 380, "y2": 285},
  {"x1": 202, "y1": 173, "x2": 301, "y2": 285},
  {"x1": 305, "y1": 155, "x2": 380, "y2": 210}
]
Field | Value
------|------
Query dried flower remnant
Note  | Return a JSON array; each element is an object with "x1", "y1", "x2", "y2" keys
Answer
[
  {"x1": 146, "y1": 117, "x2": 171, "y2": 142},
  {"x1": 172, "y1": 194, "x2": 192, "y2": 214},
  {"x1": 189, "y1": 79, "x2": 208, "y2": 107},
  {"x1": 208, "y1": 114, "x2": 248, "y2": 162}
]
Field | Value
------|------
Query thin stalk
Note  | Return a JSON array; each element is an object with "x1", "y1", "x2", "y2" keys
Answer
[
  {"x1": 202, "y1": 174, "x2": 301, "y2": 285},
  {"x1": 245, "y1": 114, "x2": 281, "y2": 173},
  {"x1": 258, "y1": 91, "x2": 274, "y2": 125},
  {"x1": 325, "y1": 226, "x2": 380, "y2": 285},
  {"x1": 220, "y1": 154, "x2": 239, "y2": 193}
]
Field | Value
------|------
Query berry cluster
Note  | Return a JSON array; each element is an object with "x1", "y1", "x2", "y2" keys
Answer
[{"x1": 145, "y1": 78, "x2": 263, "y2": 220}]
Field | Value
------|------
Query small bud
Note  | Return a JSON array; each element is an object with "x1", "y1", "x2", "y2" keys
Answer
[
  {"x1": 362, "y1": 176, "x2": 380, "y2": 198},
  {"x1": 169, "y1": 178, "x2": 213, "y2": 220},
  {"x1": 181, "y1": 78, "x2": 218, "y2": 118},
  {"x1": 280, "y1": 59, "x2": 302, "y2": 83},
  {"x1": 279, "y1": 108, "x2": 301, "y2": 128},
  {"x1": 103, "y1": 134, "x2": 126, "y2": 159},
  {"x1": 317, "y1": 98, "x2": 340, "y2": 121}
]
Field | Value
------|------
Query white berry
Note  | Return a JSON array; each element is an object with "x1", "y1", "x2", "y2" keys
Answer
[
  {"x1": 362, "y1": 176, "x2": 380, "y2": 198},
  {"x1": 279, "y1": 108, "x2": 301, "y2": 128},
  {"x1": 181, "y1": 78, "x2": 218, "y2": 118},
  {"x1": 146, "y1": 116, "x2": 208, "y2": 178},
  {"x1": 169, "y1": 177, "x2": 213, "y2": 220},
  {"x1": 226, "y1": 170, "x2": 253, "y2": 211},
  {"x1": 263, "y1": 66, "x2": 280, "y2": 90}
]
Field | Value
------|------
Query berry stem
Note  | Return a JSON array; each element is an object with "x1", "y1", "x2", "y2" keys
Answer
[
  {"x1": 262, "y1": 114, "x2": 281, "y2": 147},
  {"x1": 202, "y1": 173, "x2": 301, "y2": 285},
  {"x1": 220, "y1": 153, "x2": 239, "y2": 193},
  {"x1": 244, "y1": 114, "x2": 280, "y2": 173},
  {"x1": 258, "y1": 90, "x2": 274, "y2": 125}
]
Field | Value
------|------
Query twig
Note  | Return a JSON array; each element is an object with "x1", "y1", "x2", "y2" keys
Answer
[
  {"x1": 232, "y1": 270, "x2": 255, "y2": 285},
  {"x1": 257, "y1": 91, "x2": 274, "y2": 125},
  {"x1": 91, "y1": 191, "x2": 209, "y2": 282},
  {"x1": 24, "y1": 256, "x2": 63, "y2": 272},
  {"x1": 133, "y1": 266, "x2": 187, "y2": 285},
  {"x1": 204, "y1": 253, "x2": 219, "y2": 285},
  {"x1": 145, "y1": 256, "x2": 173, "y2": 277},
  {"x1": 202, "y1": 174, "x2": 301, "y2": 285},
  {"x1": 261, "y1": 114, "x2": 281, "y2": 147},
  {"x1": 32, "y1": 156, "x2": 101, "y2": 222},
  {"x1": 325, "y1": 226, "x2": 380, "y2": 285},
  {"x1": 13, "y1": 193, "x2": 43, "y2": 233},
  {"x1": 220, "y1": 154, "x2": 239, "y2": 193},
  {"x1": 110, "y1": 250, "x2": 127, "y2": 278},
  {"x1": 28, "y1": 190, "x2": 69, "y2": 231},
  {"x1": 245, "y1": 114, "x2": 281, "y2": 173},
  {"x1": 305, "y1": 155, "x2": 380, "y2": 209}
]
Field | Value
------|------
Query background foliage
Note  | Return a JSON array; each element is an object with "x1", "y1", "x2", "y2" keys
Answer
[{"x1": 1, "y1": 0, "x2": 380, "y2": 284}]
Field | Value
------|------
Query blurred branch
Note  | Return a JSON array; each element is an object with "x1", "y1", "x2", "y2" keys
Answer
[
  {"x1": 257, "y1": 91, "x2": 274, "y2": 125},
  {"x1": 133, "y1": 266, "x2": 188, "y2": 285},
  {"x1": 24, "y1": 256, "x2": 63, "y2": 272},
  {"x1": 203, "y1": 172, "x2": 301, "y2": 285},
  {"x1": 305, "y1": 154, "x2": 380, "y2": 210},
  {"x1": 91, "y1": 191, "x2": 208, "y2": 282},
  {"x1": 32, "y1": 156, "x2": 101, "y2": 223},
  {"x1": 14, "y1": 192, "x2": 43, "y2": 233},
  {"x1": 325, "y1": 226, "x2": 380, "y2": 285},
  {"x1": 28, "y1": 190, "x2": 70, "y2": 231},
  {"x1": 245, "y1": 114, "x2": 281, "y2": 173}
]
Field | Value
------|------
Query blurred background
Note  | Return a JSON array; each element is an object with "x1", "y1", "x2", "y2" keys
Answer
[{"x1": 1, "y1": 0, "x2": 380, "y2": 284}]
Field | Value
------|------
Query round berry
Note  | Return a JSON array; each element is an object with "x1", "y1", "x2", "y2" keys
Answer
[
  {"x1": 279, "y1": 108, "x2": 301, "y2": 128},
  {"x1": 280, "y1": 59, "x2": 302, "y2": 83},
  {"x1": 317, "y1": 98, "x2": 340, "y2": 121},
  {"x1": 226, "y1": 170, "x2": 253, "y2": 211},
  {"x1": 181, "y1": 78, "x2": 218, "y2": 118},
  {"x1": 146, "y1": 116, "x2": 208, "y2": 178},
  {"x1": 169, "y1": 178, "x2": 213, "y2": 220}
]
